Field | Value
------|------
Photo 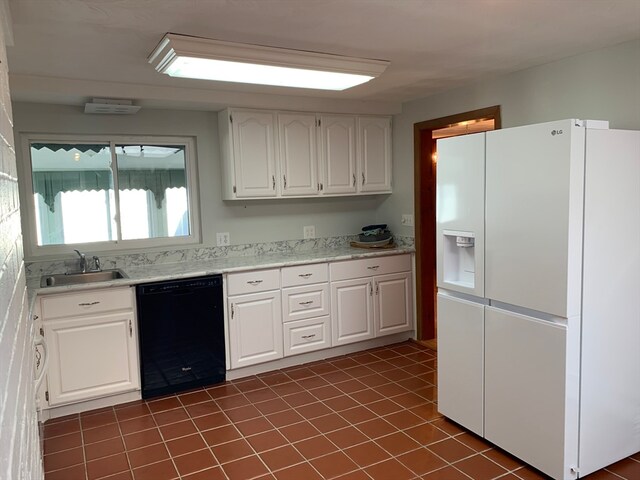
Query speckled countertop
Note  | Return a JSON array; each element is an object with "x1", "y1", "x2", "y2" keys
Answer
[{"x1": 28, "y1": 245, "x2": 414, "y2": 298}]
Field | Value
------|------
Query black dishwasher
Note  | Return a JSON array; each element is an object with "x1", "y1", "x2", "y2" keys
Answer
[{"x1": 136, "y1": 275, "x2": 225, "y2": 399}]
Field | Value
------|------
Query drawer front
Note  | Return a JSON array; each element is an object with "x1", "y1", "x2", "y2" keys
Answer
[
  {"x1": 284, "y1": 316, "x2": 330, "y2": 356},
  {"x1": 41, "y1": 287, "x2": 134, "y2": 320},
  {"x1": 227, "y1": 269, "x2": 280, "y2": 295},
  {"x1": 330, "y1": 254, "x2": 411, "y2": 282},
  {"x1": 282, "y1": 283, "x2": 329, "y2": 322},
  {"x1": 282, "y1": 263, "x2": 328, "y2": 287}
]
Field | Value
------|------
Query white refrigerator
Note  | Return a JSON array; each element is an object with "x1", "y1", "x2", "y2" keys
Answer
[{"x1": 436, "y1": 119, "x2": 640, "y2": 479}]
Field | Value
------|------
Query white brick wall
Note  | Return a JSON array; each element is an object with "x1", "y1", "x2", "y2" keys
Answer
[{"x1": 0, "y1": 2, "x2": 43, "y2": 478}]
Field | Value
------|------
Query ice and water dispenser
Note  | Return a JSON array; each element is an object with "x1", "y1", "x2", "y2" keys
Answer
[{"x1": 442, "y1": 230, "x2": 476, "y2": 289}]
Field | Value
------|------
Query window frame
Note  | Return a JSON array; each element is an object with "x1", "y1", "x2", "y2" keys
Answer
[{"x1": 20, "y1": 133, "x2": 201, "y2": 258}]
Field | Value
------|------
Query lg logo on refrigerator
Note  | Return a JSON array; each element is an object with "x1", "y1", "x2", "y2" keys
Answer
[{"x1": 551, "y1": 129, "x2": 564, "y2": 136}]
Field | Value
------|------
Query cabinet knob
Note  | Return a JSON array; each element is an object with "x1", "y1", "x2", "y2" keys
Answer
[
  {"x1": 301, "y1": 334, "x2": 316, "y2": 340},
  {"x1": 352, "y1": 173, "x2": 356, "y2": 187},
  {"x1": 247, "y1": 280, "x2": 263, "y2": 286},
  {"x1": 272, "y1": 175, "x2": 276, "y2": 190},
  {"x1": 367, "y1": 265, "x2": 380, "y2": 270},
  {"x1": 362, "y1": 172, "x2": 365, "y2": 185},
  {"x1": 298, "y1": 273, "x2": 312, "y2": 279},
  {"x1": 299, "y1": 300, "x2": 314, "y2": 306},
  {"x1": 283, "y1": 175, "x2": 287, "y2": 189}
]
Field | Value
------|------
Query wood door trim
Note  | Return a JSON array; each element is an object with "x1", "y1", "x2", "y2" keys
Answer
[{"x1": 414, "y1": 106, "x2": 501, "y2": 340}]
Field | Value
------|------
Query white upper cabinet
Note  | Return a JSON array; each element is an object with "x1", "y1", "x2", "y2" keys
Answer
[
  {"x1": 358, "y1": 116, "x2": 392, "y2": 193},
  {"x1": 278, "y1": 113, "x2": 319, "y2": 196},
  {"x1": 220, "y1": 109, "x2": 278, "y2": 199},
  {"x1": 319, "y1": 115, "x2": 357, "y2": 195},
  {"x1": 219, "y1": 108, "x2": 391, "y2": 199}
]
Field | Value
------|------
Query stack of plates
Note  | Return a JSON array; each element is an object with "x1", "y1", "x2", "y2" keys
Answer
[{"x1": 352, "y1": 224, "x2": 393, "y2": 248}]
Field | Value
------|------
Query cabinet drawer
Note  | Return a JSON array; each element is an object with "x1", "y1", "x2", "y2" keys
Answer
[
  {"x1": 330, "y1": 254, "x2": 411, "y2": 281},
  {"x1": 282, "y1": 283, "x2": 329, "y2": 322},
  {"x1": 40, "y1": 287, "x2": 134, "y2": 320},
  {"x1": 282, "y1": 263, "x2": 328, "y2": 287},
  {"x1": 227, "y1": 269, "x2": 280, "y2": 295},
  {"x1": 284, "y1": 316, "x2": 330, "y2": 356}
]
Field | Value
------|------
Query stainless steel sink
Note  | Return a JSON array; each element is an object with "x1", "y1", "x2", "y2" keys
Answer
[{"x1": 40, "y1": 269, "x2": 128, "y2": 288}]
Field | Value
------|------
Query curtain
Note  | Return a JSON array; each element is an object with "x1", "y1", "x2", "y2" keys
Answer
[{"x1": 33, "y1": 169, "x2": 186, "y2": 212}]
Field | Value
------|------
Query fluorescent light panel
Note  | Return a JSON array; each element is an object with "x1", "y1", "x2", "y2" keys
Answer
[{"x1": 148, "y1": 34, "x2": 389, "y2": 91}]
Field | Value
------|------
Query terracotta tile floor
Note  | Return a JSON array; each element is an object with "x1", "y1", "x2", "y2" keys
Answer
[{"x1": 43, "y1": 341, "x2": 640, "y2": 480}]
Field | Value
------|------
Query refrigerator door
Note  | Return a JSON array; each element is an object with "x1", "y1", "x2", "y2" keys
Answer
[
  {"x1": 437, "y1": 292, "x2": 484, "y2": 436},
  {"x1": 485, "y1": 119, "x2": 585, "y2": 318},
  {"x1": 484, "y1": 306, "x2": 577, "y2": 480},
  {"x1": 436, "y1": 132, "x2": 485, "y2": 297}
]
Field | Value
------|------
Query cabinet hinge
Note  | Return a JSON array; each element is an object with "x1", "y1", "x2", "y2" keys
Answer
[
  {"x1": 233, "y1": 185, "x2": 237, "y2": 194},
  {"x1": 45, "y1": 391, "x2": 49, "y2": 402}
]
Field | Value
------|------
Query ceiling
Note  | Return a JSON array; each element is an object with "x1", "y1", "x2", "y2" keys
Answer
[{"x1": 6, "y1": 0, "x2": 640, "y2": 113}]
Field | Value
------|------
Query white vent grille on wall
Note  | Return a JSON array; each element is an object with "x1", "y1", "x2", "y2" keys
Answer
[{"x1": 84, "y1": 98, "x2": 141, "y2": 115}]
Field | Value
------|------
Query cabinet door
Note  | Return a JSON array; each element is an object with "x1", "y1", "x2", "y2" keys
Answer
[
  {"x1": 374, "y1": 272, "x2": 412, "y2": 336},
  {"x1": 319, "y1": 115, "x2": 357, "y2": 195},
  {"x1": 232, "y1": 110, "x2": 278, "y2": 198},
  {"x1": 228, "y1": 291, "x2": 283, "y2": 369},
  {"x1": 278, "y1": 113, "x2": 318, "y2": 196},
  {"x1": 44, "y1": 312, "x2": 139, "y2": 406},
  {"x1": 436, "y1": 293, "x2": 484, "y2": 436},
  {"x1": 330, "y1": 277, "x2": 374, "y2": 346},
  {"x1": 358, "y1": 116, "x2": 392, "y2": 193},
  {"x1": 485, "y1": 307, "x2": 571, "y2": 480}
]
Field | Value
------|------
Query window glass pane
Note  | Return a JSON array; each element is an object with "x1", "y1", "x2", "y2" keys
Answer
[
  {"x1": 30, "y1": 143, "x2": 115, "y2": 245},
  {"x1": 116, "y1": 144, "x2": 190, "y2": 240}
]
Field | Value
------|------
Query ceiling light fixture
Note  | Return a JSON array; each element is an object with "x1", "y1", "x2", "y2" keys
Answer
[{"x1": 148, "y1": 33, "x2": 389, "y2": 91}]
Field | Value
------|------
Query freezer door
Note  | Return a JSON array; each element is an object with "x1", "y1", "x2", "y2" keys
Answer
[
  {"x1": 436, "y1": 132, "x2": 485, "y2": 297},
  {"x1": 485, "y1": 120, "x2": 584, "y2": 317},
  {"x1": 437, "y1": 292, "x2": 484, "y2": 436},
  {"x1": 484, "y1": 306, "x2": 578, "y2": 480}
]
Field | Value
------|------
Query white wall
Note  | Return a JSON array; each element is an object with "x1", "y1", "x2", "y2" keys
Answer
[
  {"x1": 12, "y1": 103, "x2": 385, "y2": 259},
  {"x1": 0, "y1": 0, "x2": 42, "y2": 477},
  {"x1": 382, "y1": 38, "x2": 640, "y2": 235}
]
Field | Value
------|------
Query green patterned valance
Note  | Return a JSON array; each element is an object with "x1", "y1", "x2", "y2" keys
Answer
[{"x1": 33, "y1": 169, "x2": 186, "y2": 212}]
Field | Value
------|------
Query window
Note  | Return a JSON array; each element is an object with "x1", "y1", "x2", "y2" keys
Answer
[{"x1": 22, "y1": 135, "x2": 199, "y2": 255}]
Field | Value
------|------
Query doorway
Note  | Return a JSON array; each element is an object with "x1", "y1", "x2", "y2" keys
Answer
[{"x1": 413, "y1": 106, "x2": 501, "y2": 346}]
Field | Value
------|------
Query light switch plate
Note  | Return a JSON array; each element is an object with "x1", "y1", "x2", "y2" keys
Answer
[
  {"x1": 216, "y1": 232, "x2": 230, "y2": 246},
  {"x1": 401, "y1": 214, "x2": 414, "y2": 227},
  {"x1": 303, "y1": 225, "x2": 316, "y2": 239}
]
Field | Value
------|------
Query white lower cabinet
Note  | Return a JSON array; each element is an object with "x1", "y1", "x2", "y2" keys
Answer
[
  {"x1": 374, "y1": 272, "x2": 412, "y2": 336},
  {"x1": 330, "y1": 255, "x2": 413, "y2": 347},
  {"x1": 40, "y1": 287, "x2": 140, "y2": 407},
  {"x1": 436, "y1": 293, "x2": 484, "y2": 436},
  {"x1": 228, "y1": 290, "x2": 283, "y2": 369},
  {"x1": 45, "y1": 312, "x2": 139, "y2": 406},
  {"x1": 226, "y1": 255, "x2": 413, "y2": 369},
  {"x1": 331, "y1": 277, "x2": 375, "y2": 346}
]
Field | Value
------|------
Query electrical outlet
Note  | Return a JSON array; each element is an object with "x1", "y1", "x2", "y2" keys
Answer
[
  {"x1": 216, "y1": 232, "x2": 230, "y2": 246},
  {"x1": 303, "y1": 225, "x2": 316, "y2": 239},
  {"x1": 401, "y1": 214, "x2": 414, "y2": 227}
]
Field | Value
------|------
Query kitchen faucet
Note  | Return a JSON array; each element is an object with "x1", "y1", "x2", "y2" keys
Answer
[{"x1": 74, "y1": 249, "x2": 87, "y2": 273}]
